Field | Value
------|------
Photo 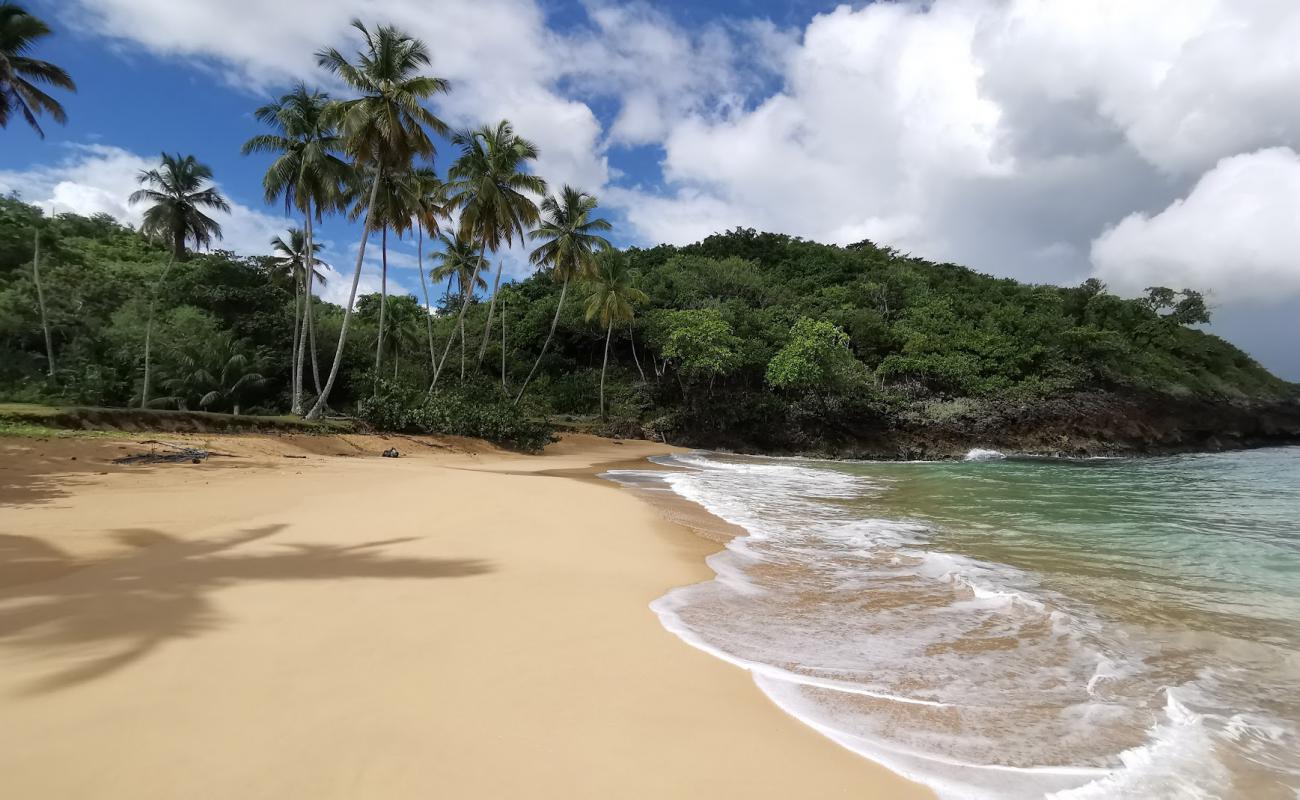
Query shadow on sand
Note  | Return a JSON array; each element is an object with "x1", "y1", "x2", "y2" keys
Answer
[{"x1": 0, "y1": 525, "x2": 491, "y2": 694}]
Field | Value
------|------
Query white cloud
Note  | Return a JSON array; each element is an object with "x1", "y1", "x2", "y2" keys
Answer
[
  {"x1": 0, "y1": 143, "x2": 284, "y2": 255},
  {"x1": 1090, "y1": 148, "x2": 1300, "y2": 303}
]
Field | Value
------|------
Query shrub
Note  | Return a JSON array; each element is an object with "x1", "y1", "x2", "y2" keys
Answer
[{"x1": 358, "y1": 380, "x2": 555, "y2": 452}]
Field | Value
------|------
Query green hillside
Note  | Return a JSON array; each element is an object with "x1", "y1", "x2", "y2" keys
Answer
[{"x1": 0, "y1": 197, "x2": 1293, "y2": 454}]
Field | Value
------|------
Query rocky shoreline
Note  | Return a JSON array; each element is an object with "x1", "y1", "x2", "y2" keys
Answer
[{"x1": 660, "y1": 391, "x2": 1300, "y2": 460}]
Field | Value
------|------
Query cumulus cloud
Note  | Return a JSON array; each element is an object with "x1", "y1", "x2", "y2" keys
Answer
[
  {"x1": 0, "y1": 144, "x2": 285, "y2": 255},
  {"x1": 1090, "y1": 148, "x2": 1300, "y2": 303}
]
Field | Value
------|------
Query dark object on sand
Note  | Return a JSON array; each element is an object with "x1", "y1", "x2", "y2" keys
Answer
[
  {"x1": 113, "y1": 440, "x2": 218, "y2": 465},
  {"x1": 381, "y1": 448, "x2": 400, "y2": 458}
]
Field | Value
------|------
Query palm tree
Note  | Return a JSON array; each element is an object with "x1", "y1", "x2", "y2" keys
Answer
[
  {"x1": 429, "y1": 231, "x2": 487, "y2": 382},
  {"x1": 433, "y1": 120, "x2": 544, "y2": 387},
  {"x1": 410, "y1": 168, "x2": 451, "y2": 382},
  {"x1": 583, "y1": 252, "x2": 647, "y2": 419},
  {"x1": 308, "y1": 19, "x2": 449, "y2": 419},
  {"x1": 242, "y1": 83, "x2": 349, "y2": 414},
  {"x1": 514, "y1": 186, "x2": 611, "y2": 404},
  {"x1": 158, "y1": 332, "x2": 264, "y2": 415},
  {"x1": 346, "y1": 162, "x2": 420, "y2": 384},
  {"x1": 270, "y1": 229, "x2": 329, "y2": 404},
  {"x1": 128, "y1": 152, "x2": 230, "y2": 407},
  {"x1": 0, "y1": 2, "x2": 75, "y2": 138},
  {"x1": 30, "y1": 222, "x2": 53, "y2": 376}
]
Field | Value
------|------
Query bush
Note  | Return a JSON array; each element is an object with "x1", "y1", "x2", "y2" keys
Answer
[{"x1": 358, "y1": 380, "x2": 555, "y2": 452}]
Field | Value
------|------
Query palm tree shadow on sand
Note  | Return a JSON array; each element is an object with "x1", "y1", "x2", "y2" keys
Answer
[{"x1": 0, "y1": 525, "x2": 491, "y2": 694}]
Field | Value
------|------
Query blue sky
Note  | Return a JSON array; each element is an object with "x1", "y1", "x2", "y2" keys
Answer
[{"x1": 3, "y1": 0, "x2": 1299, "y2": 379}]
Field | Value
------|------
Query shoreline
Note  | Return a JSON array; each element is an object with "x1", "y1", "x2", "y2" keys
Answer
[{"x1": 0, "y1": 432, "x2": 933, "y2": 799}]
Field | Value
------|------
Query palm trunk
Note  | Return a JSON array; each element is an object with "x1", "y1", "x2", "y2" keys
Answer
[
  {"x1": 501, "y1": 295, "x2": 507, "y2": 391},
  {"x1": 430, "y1": 250, "x2": 486, "y2": 392},
  {"x1": 32, "y1": 229, "x2": 55, "y2": 378},
  {"x1": 307, "y1": 168, "x2": 382, "y2": 419},
  {"x1": 475, "y1": 255, "x2": 504, "y2": 368},
  {"x1": 289, "y1": 261, "x2": 303, "y2": 415},
  {"x1": 300, "y1": 209, "x2": 322, "y2": 401},
  {"x1": 393, "y1": 348, "x2": 399, "y2": 379},
  {"x1": 514, "y1": 277, "x2": 567, "y2": 405},
  {"x1": 629, "y1": 328, "x2": 647, "y2": 382},
  {"x1": 141, "y1": 252, "x2": 177, "y2": 408},
  {"x1": 373, "y1": 225, "x2": 388, "y2": 390},
  {"x1": 600, "y1": 320, "x2": 612, "y2": 419},
  {"x1": 415, "y1": 223, "x2": 439, "y2": 385}
]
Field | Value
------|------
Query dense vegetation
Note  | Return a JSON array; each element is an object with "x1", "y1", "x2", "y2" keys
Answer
[
  {"x1": 1, "y1": 195, "x2": 1292, "y2": 450},
  {"x1": 2, "y1": 6, "x2": 1293, "y2": 454}
]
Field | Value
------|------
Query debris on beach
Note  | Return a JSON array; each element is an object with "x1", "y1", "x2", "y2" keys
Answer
[
  {"x1": 112, "y1": 440, "x2": 228, "y2": 465},
  {"x1": 381, "y1": 448, "x2": 401, "y2": 458}
]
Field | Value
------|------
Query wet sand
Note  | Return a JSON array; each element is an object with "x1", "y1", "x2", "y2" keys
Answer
[{"x1": 0, "y1": 432, "x2": 932, "y2": 799}]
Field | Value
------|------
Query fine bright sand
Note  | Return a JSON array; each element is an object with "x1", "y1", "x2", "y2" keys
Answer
[{"x1": 0, "y1": 432, "x2": 932, "y2": 799}]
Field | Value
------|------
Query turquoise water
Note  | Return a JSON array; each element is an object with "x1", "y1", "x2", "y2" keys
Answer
[{"x1": 614, "y1": 447, "x2": 1300, "y2": 798}]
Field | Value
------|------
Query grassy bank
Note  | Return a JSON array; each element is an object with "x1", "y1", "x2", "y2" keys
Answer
[{"x1": 0, "y1": 403, "x2": 356, "y2": 438}]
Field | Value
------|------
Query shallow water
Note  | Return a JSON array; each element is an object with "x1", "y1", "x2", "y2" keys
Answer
[{"x1": 607, "y1": 447, "x2": 1300, "y2": 799}]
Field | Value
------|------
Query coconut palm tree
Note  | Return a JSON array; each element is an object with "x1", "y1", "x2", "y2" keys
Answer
[
  {"x1": 270, "y1": 229, "x2": 329, "y2": 404},
  {"x1": 433, "y1": 120, "x2": 544, "y2": 387},
  {"x1": 410, "y1": 167, "x2": 451, "y2": 382},
  {"x1": 514, "y1": 185, "x2": 611, "y2": 404},
  {"x1": 583, "y1": 252, "x2": 647, "y2": 419},
  {"x1": 346, "y1": 162, "x2": 421, "y2": 384},
  {"x1": 0, "y1": 2, "x2": 75, "y2": 137},
  {"x1": 429, "y1": 231, "x2": 487, "y2": 382},
  {"x1": 158, "y1": 332, "x2": 264, "y2": 415},
  {"x1": 308, "y1": 19, "x2": 449, "y2": 419},
  {"x1": 128, "y1": 152, "x2": 230, "y2": 407},
  {"x1": 242, "y1": 83, "x2": 349, "y2": 414},
  {"x1": 30, "y1": 223, "x2": 53, "y2": 376}
]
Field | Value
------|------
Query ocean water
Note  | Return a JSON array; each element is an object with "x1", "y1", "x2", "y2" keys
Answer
[{"x1": 607, "y1": 447, "x2": 1300, "y2": 799}]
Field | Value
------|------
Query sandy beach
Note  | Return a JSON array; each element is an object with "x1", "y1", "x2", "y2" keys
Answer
[{"x1": 0, "y1": 432, "x2": 931, "y2": 799}]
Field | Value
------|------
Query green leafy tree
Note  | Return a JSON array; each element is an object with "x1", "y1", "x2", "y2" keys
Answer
[
  {"x1": 437, "y1": 120, "x2": 545, "y2": 383},
  {"x1": 0, "y1": 2, "x2": 74, "y2": 137},
  {"x1": 128, "y1": 153, "x2": 230, "y2": 407},
  {"x1": 659, "y1": 309, "x2": 741, "y2": 386},
  {"x1": 1143, "y1": 286, "x2": 1211, "y2": 326},
  {"x1": 242, "y1": 83, "x2": 350, "y2": 413},
  {"x1": 515, "y1": 185, "x2": 611, "y2": 404},
  {"x1": 583, "y1": 252, "x2": 646, "y2": 418},
  {"x1": 309, "y1": 19, "x2": 449, "y2": 419},
  {"x1": 765, "y1": 317, "x2": 867, "y2": 395}
]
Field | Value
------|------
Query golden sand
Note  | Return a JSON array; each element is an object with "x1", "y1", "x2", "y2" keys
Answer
[{"x1": 0, "y1": 432, "x2": 932, "y2": 798}]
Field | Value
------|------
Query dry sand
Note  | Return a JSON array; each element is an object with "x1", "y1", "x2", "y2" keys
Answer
[{"x1": 0, "y1": 432, "x2": 932, "y2": 799}]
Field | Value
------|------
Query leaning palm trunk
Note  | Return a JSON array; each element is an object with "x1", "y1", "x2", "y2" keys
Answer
[
  {"x1": 629, "y1": 328, "x2": 647, "y2": 382},
  {"x1": 141, "y1": 253, "x2": 177, "y2": 408},
  {"x1": 32, "y1": 230, "x2": 55, "y2": 378},
  {"x1": 302, "y1": 211, "x2": 322, "y2": 397},
  {"x1": 474, "y1": 256, "x2": 505, "y2": 368},
  {"x1": 415, "y1": 223, "x2": 439, "y2": 384},
  {"x1": 429, "y1": 251, "x2": 486, "y2": 393},
  {"x1": 513, "y1": 277, "x2": 567, "y2": 405},
  {"x1": 373, "y1": 226, "x2": 388, "y2": 389},
  {"x1": 307, "y1": 170, "x2": 382, "y2": 419},
  {"x1": 289, "y1": 262, "x2": 304, "y2": 414},
  {"x1": 599, "y1": 320, "x2": 613, "y2": 419}
]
